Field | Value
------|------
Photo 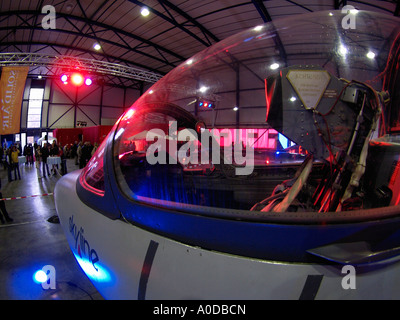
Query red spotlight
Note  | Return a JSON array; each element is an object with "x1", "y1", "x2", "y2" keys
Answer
[
  {"x1": 71, "y1": 73, "x2": 84, "y2": 86},
  {"x1": 60, "y1": 74, "x2": 68, "y2": 82},
  {"x1": 85, "y1": 77, "x2": 93, "y2": 86},
  {"x1": 197, "y1": 99, "x2": 215, "y2": 109}
]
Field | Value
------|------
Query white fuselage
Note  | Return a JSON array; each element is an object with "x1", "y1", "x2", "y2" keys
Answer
[{"x1": 55, "y1": 171, "x2": 400, "y2": 299}]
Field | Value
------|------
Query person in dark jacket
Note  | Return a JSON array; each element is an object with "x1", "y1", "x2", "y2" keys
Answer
[
  {"x1": 0, "y1": 178, "x2": 13, "y2": 223},
  {"x1": 0, "y1": 192, "x2": 13, "y2": 224},
  {"x1": 40, "y1": 142, "x2": 51, "y2": 178},
  {"x1": 25, "y1": 143, "x2": 34, "y2": 165}
]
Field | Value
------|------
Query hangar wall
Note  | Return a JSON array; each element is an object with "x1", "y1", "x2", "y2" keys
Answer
[{"x1": 20, "y1": 77, "x2": 151, "y2": 132}]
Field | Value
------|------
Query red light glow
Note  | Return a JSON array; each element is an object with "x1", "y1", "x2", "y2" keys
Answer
[{"x1": 71, "y1": 73, "x2": 84, "y2": 86}]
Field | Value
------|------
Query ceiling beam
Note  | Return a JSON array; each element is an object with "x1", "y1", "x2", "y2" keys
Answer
[
  {"x1": 0, "y1": 10, "x2": 186, "y2": 66},
  {"x1": 0, "y1": 25, "x2": 177, "y2": 69},
  {"x1": 251, "y1": 0, "x2": 288, "y2": 66},
  {"x1": 128, "y1": 0, "x2": 215, "y2": 48},
  {"x1": 157, "y1": 0, "x2": 220, "y2": 45}
]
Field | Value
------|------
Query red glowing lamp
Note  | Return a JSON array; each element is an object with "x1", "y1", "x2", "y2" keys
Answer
[{"x1": 71, "y1": 73, "x2": 84, "y2": 86}]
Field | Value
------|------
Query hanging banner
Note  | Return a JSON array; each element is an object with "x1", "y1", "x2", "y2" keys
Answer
[{"x1": 0, "y1": 66, "x2": 29, "y2": 135}]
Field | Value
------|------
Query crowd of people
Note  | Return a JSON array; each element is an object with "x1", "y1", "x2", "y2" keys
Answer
[
  {"x1": 0, "y1": 139, "x2": 99, "y2": 224},
  {"x1": 0, "y1": 139, "x2": 99, "y2": 181}
]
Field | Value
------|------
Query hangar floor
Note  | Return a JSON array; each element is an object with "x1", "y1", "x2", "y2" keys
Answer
[{"x1": 0, "y1": 159, "x2": 104, "y2": 300}]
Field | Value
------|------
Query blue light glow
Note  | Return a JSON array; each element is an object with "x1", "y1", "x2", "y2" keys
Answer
[
  {"x1": 33, "y1": 270, "x2": 48, "y2": 284},
  {"x1": 72, "y1": 252, "x2": 112, "y2": 283}
]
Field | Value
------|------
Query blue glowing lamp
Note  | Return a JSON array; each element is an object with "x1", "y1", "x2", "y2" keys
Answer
[{"x1": 33, "y1": 270, "x2": 48, "y2": 284}]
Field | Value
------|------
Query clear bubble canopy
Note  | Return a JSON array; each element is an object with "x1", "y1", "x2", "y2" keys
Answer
[{"x1": 84, "y1": 10, "x2": 400, "y2": 219}]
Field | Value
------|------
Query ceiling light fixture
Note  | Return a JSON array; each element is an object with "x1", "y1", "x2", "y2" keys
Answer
[
  {"x1": 366, "y1": 51, "x2": 376, "y2": 59},
  {"x1": 93, "y1": 43, "x2": 101, "y2": 51},
  {"x1": 338, "y1": 45, "x2": 348, "y2": 56},
  {"x1": 141, "y1": 7, "x2": 150, "y2": 17},
  {"x1": 270, "y1": 63, "x2": 279, "y2": 70}
]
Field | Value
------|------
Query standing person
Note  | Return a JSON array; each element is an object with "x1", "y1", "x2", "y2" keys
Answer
[
  {"x1": 0, "y1": 192, "x2": 13, "y2": 224},
  {"x1": 10, "y1": 145, "x2": 21, "y2": 180},
  {"x1": 91, "y1": 142, "x2": 98, "y2": 157},
  {"x1": 50, "y1": 140, "x2": 59, "y2": 156},
  {"x1": 40, "y1": 142, "x2": 51, "y2": 178},
  {"x1": 72, "y1": 141, "x2": 78, "y2": 164},
  {"x1": 0, "y1": 173, "x2": 13, "y2": 223},
  {"x1": 26, "y1": 143, "x2": 34, "y2": 165},
  {"x1": 5, "y1": 147, "x2": 12, "y2": 182},
  {"x1": 59, "y1": 145, "x2": 67, "y2": 175},
  {"x1": 77, "y1": 142, "x2": 83, "y2": 167},
  {"x1": 34, "y1": 143, "x2": 42, "y2": 179},
  {"x1": 23, "y1": 144, "x2": 27, "y2": 165},
  {"x1": 50, "y1": 140, "x2": 60, "y2": 175},
  {"x1": 80, "y1": 141, "x2": 93, "y2": 168},
  {"x1": 0, "y1": 145, "x2": 3, "y2": 169}
]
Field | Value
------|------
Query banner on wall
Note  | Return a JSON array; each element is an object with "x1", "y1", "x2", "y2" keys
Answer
[{"x1": 0, "y1": 66, "x2": 29, "y2": 135}]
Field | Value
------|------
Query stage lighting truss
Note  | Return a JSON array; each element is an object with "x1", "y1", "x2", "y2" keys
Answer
[{"x1": 0, "y1": 53, "x2": 163, "y2": 84}]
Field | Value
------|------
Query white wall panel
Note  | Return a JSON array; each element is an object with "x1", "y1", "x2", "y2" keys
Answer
[
  {"x1": 101, "y1": 106, "x2": 124, "y2": 121},
  {"x1": 77, "y1": 85, "x2": 102, "y2": 105},
  {"x1": 29, "y1": 78, "x2": 145, "y2": 130},
  {"x1": 48, "y1": 105, "x2": 75, "y2": 128},
  {"x1": 76, "y1": 105, "x2": 101, "y2": 126},
  {"x1": 240, "y1": 89, "x2": 265, "y2": 108},
  {"x1": 239, "y1": 63, "x2": 266, "y2": 91},
  {"x1": 238, "y1": 107, "x2": 267, "y2": 127},
  {"x1": 51, "y1": 83, "x2": 76, "y2": 104},
  {"x1": 125, "y1": 87, "x2": 142, "y2": 108},
  {"x1": 102, "y1": 86, "x2": 124, "y2": 107}
]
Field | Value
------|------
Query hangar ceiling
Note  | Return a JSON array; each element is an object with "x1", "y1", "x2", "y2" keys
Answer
[{"x1": 0, "y1": 0, "x2": 398, "y2": 88}]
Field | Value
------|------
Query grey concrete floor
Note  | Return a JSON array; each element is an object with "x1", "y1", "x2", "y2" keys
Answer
[{"x1": 0, "y1": 159, "x2": 104, "y2": 300}]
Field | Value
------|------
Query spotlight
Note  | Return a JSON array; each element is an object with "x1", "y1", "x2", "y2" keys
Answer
[
  {"x1": 33, "y1": 270, "x2": 48, "y2": 284},
  {"x1": 141, "y1": 7, "x2": 150, "y2": 17},
  {"x1": 366, "y1": 51, "x2": 376, "y2": 59},
  {"x1": 197, "y1": 98, "x2": 215, "y2": 109},
  {"x1": 199, "y1": 86, "x2": 208, "y2": 93},
  {"x1": 60, "y1": 74, "x2": 68, "y2": 82},
  {"x1": 338, "y1": 45, "x2": 348, "y2": 56},
  {"x1": 93, "y1": 43, "x2": 101, "y2": 51},
  {"x1": 270, "y1": 63, "x2": 279, "y2": 70},
  {"x1": 71, "y1": 73, "x2": 84, "y2": 86},
  {"x1": 85, "y1": 78, "x2": 93, "y2": 86}
]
